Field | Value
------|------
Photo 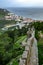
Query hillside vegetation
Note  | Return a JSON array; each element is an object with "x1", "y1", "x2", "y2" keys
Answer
[
  {"x1": 0, "y1": 26, "x2": 28, "y2": 65},
  {"x1": 0, "y1": 8, "x2": 9, "y2": 17},
  {"x1": 0, "y1": 20, "x2": 17, "y2": 28},
  {"x1": 32, "y1": 22, "x2": 43, "y2": 65}
]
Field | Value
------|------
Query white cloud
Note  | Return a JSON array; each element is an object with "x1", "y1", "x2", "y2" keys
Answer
[
  {"x1": 7, "y1": 0, "x2": 41, "y2": 3},
  {"x1": 10, "y1": 0, "x2": 43, "y2": 4},
  {"x1": 0, "y1": 0, "x2": 43, "y2": 7},
  {"x1": 9, "y1": 0, "x2": 43, "y2": 7},
  {"x1": 17, "y1": 0, "x2": 43, "y2": 4}
]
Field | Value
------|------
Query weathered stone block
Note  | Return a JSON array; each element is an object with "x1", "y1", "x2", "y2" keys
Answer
[{"x1": 22, "y1": 51, "x2": 28, "y2": 59}]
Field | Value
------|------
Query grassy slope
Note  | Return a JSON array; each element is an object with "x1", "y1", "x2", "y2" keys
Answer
[{"x1": 7, "y1": 35, "x2": 26, "y2": 65}]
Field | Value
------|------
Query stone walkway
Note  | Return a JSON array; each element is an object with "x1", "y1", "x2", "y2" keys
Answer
[{"x1": 28, "y1": 38, "x2": 38, "y2": 65}]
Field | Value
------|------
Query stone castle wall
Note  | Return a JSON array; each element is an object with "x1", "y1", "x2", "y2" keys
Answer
[{"x1": 19, "y1": 30, "x2": 38, "y2": 65}]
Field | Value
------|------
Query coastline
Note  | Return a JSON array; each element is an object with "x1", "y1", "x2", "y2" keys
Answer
[
  {"x1": 0, "y1": 8, "x2": 43, "y2": 22},
  {"x1": 7, "y1": 7, "x2": 43, "y2": 21},
  {"x1": 6, "y1": 8, "x2": 43, "y2": 22}
]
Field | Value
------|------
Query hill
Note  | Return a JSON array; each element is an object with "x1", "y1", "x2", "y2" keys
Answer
[{"x1": 0, "y1": 8, "x2": 9, "y2": 15}]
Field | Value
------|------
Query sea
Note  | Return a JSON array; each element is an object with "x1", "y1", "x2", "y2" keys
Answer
[{"x1": 7, "y1": 7, "x2": 43, "y2": 20}]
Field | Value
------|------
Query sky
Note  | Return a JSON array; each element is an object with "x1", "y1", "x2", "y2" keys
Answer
[{"x1": 0, "y1": 0, "x2": 43, "y2": 8}]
